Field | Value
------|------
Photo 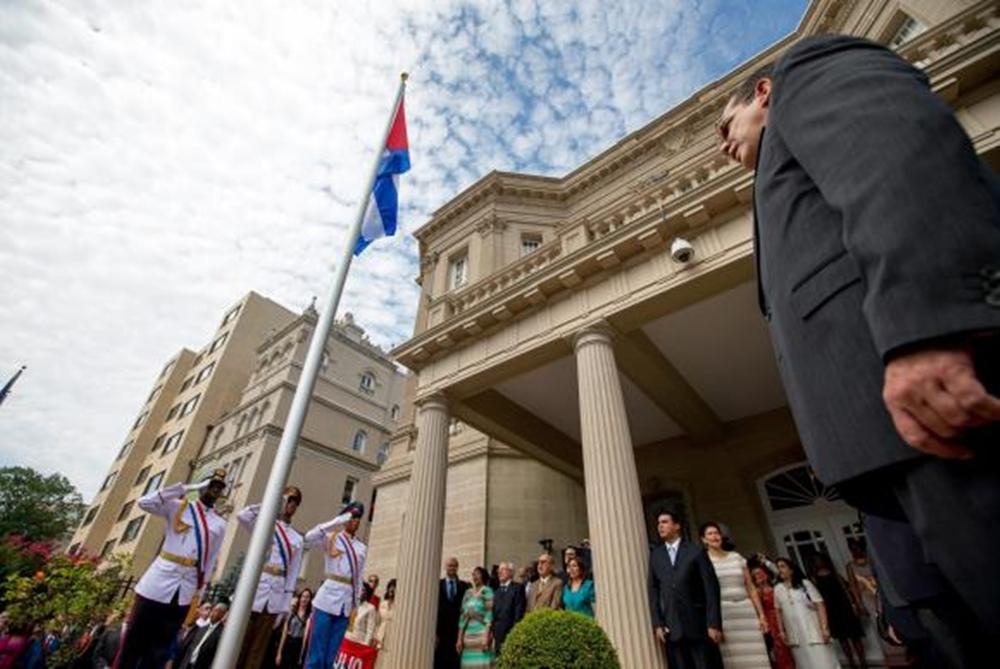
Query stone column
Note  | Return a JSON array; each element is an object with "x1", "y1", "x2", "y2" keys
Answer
[
  {"x1": 385, "y1": 394, "x2": 450, "y2": 669},
  {"x1": 573, "y1": 324, "x2": 666, "y2": 669}
]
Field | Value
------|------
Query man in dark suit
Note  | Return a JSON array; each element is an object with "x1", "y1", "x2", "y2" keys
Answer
[
  {"x1": 492, "y1": 561, "x2": 526, "y2": 655},
  {"x1": 434, "y1": 556, "x2": 469, "y2": 669},
  {"x1": 177, "y1": 600, "x2": 228, "y2": 669},
  {"x1": 648, "y1": 510, "x2": 722, "y2": 669},
  {"x1": 717, "y1": 34, "x2": 1000, "y2": 666}
]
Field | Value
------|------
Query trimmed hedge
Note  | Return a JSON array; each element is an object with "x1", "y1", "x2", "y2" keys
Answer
[{"x1": 497, "y1": 609, "x2": 620, "y2": 669}]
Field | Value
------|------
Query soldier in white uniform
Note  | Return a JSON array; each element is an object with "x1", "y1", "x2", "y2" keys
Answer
[
  {"x1": 302, "y1": 500, "x2": 367, "y2": 669},
  {"x1": 235, "y1": 485, "x2": 305, "y2": 669},
  {"x1": 113, "y1": 468, "x2": 229, "y2": 669}
]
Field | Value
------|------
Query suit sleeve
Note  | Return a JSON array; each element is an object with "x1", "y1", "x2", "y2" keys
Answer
[
  {"x1": 771, "y1": 37, "x2": 1000, "y2": 359},
  {"x1": 514, "y1": 585, "x2": 526, "y2": 622},
  {"x1": 648, "y1": 551, "x2": 664, "y2": 628},
  {"x1": 137, "y1": 482, "x2": 185, "y2": 518},
  {"x1": 697, "y1": 551, "x2": 722, "y2": 629}
]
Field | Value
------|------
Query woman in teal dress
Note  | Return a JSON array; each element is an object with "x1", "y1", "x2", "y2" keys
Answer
[
  {"x1": 457, "y1": 566, "x2": 495, "y2": 668},
  {"x1": 562, "y1": 556, "x2": 595, "y2": 617}
]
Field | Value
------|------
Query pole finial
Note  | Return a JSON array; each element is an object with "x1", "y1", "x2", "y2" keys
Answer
[{"x1": 400, "y1": 71, "x2": 409, "y2": 82}]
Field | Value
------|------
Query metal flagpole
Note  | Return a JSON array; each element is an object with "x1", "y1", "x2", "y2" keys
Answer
[{"x1": 212, "y1": 72, "x2": 408, "y2": 669}]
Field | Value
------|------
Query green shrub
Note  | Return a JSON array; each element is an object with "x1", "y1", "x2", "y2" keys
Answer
[{"x1": 498, "y1": 609, "x2": 620, "y2": 669}]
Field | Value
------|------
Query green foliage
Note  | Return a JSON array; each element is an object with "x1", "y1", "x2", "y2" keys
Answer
[
  {"x1": 0, "y1": 466, "x2": 85, "y2": 541},
  {"x1": 2, "y1": 552, "x2": 132, "y2": 665},
  {"x1": 498, "y1": 609, "x2": 620, "y2": 669}
]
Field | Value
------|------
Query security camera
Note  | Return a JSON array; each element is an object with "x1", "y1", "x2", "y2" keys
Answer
[{"x1": 670, "y1": 237, "x2": 695, "y2": 263}]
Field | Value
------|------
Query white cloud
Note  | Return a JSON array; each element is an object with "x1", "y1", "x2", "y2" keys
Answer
[{"x1": 0, "y1": 0, "x2": 803, "y2": 499}]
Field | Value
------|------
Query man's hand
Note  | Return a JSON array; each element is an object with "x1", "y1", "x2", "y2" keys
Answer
[
  {"x1": 455, "y1": 637, "x2": 463, "y2": 655},
  {"x1": 654, "y1": 627, "x2": 668, "y2": 645},
  {"x1": 184, "y1": 480, "x2": 210, "y2": 494},
  {"x1": 707, "y1": 627, "x2": 723, "y2": 644},
  {"x1": 883, "y1": 346, "x2": 1000, "y2": 459}
]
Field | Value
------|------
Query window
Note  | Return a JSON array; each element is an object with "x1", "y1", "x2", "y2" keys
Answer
[
  {"x1": 100, "y1": 471, "x2": 118, "y2": 491},
  {"x1": 180, "y1": 377, "x2": 193, "y2": 392},
  {"x1": 390, "y1": 405, "x2": 400, "y2": 421},
  {"x1": 159, "y1": 360, "x2": 174, "y2": 379},
  {"x1": 99, "y1": 539, "x2": 117, "y2": 560},
  {"x1": 179, "y1": 395, "x2": 199, "y2": 418},
  {"x1": 151, "y1": 434, "x2": 166, "y2": 453},
  {"x1": 221, "y1": 305, "x2": 240, "y2": 326},
  {"x1": 147, "y1": 385, "x2": 162, "y2": 404},
  {"x1": 341, "y1": 476, "x2": 358, "y2": 505},
  {"x1": 68, "y1": 543, "x2": 81, "y2": 556},
  {"x1": 82, "y1": 506, "x2": 99, "y2": 526},
  {"x1": 359, "y1": 373, "x2": 375, "y2": 395},
  {"x1": 116, "y1": 441, "x2": 133, "y2": 460},
  {"x1": 132, "y1": 412, "x2": 148, "y2": 431},
  {"x1": 450, "y1": 254, "x2": 468, "y2": 289},
  {"x1": 166, "y1": 403, "x2": 181, "y2": 421},
  {"x1": 224, "y1": 456, "x2": 244, "y2": 489},
  {"x1": 162, "y1": 431, "x2": 184, "y2": 454},
  {"x1": 121, "y1": 517, "x2": 145, "y2": 543},
  {"x1": 194, "y1": 362, "x2": 215, "y2": 385},
  {"x1": 352, "y1": 430, "x2": 368, "y2": 453},
  {"x1": 209, "y1": 332, "x2": 229, "y2": 353},
  {"x1": 377, "y1": 442, "x2": 390, "y2": 466},
  {"x1": 321, "y1": 351, "x2": 331, "y2": 373},
  {"x1": 117, "y1": 501, "x2": 134, "y2": 521},
  {"x1": 521, "y1": 234, "x2": 542, "y2": 256},
  {"x1": 134, "y1": 466, "x2": 151, "y2": 486},
  {"x1": 889, "y1": 15, "x2": 927, "y2": 48},
  {"x1": 142, "y1": 471, "x2": 165, "y2": 496}
]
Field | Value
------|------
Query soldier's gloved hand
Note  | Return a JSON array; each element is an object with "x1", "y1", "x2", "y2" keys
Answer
[
  {"x1": 184, "y1": 480, "x2": 211, "y2": 494},
  {"x1": 332, "y1": 512, "x2": 353, "y2": 526}
]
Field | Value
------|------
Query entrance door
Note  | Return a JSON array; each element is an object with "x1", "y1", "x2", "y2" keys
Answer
[{"x1": 757, "y1": 463, "x2": 863, "y2": 572}]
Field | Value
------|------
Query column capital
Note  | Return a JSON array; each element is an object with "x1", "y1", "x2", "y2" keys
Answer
[
  {"x1": 569, "y1": 320, "x2": 617, "y2": 353},
  {"x1": 414, "y1": 392, "x2": 449, "y2": 413}
]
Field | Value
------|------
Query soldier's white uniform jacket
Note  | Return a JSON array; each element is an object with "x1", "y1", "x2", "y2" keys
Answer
[
  {"x1": 236, "y1": 504, "x2": 304, "y2": 614},
  {"x1": 304, "y1": 514, "x2": 367, "y2": 617},
  {"x1": 134, "y1": 483, "x2": 228, "y2": 606}
]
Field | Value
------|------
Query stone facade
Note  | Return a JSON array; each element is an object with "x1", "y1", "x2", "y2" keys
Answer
[{"x1": 372, "y1": 2, "x2": 1000, "y2": 668}]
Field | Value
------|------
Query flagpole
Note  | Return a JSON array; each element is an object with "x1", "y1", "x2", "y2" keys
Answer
[{"x1": 212, "y1": 72, "x2": 409, "y2": 669}]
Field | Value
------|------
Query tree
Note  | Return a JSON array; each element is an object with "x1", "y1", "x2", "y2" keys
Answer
[{"x1": 0, "y1": 466, "x2": 85, "y2": 541}]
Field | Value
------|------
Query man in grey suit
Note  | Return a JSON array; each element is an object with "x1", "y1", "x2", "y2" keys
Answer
[
  {"x1": 648, "y1": 510, "x2": 723, "y2": 669},
  {"x1": 718, "y1": 34, "x2": 1000, "y2": 667}
]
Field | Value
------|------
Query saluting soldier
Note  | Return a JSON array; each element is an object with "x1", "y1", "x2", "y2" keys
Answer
[
  {"x1": 113, "y1": 469, "x2": 229, "y2": 669},
  {"x1": 235, "y1": 485, "x2": 306, "y2": 669},
  {"x1": 302, "y1": 500, "x2": 367, "y2": 669}
]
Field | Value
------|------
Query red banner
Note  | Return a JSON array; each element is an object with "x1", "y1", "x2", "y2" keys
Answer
[{"x1": 334, "y1": 639, "x2": 378, "y2": 669}]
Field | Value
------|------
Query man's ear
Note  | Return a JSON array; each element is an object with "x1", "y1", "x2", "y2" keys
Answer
[{"x1": 756, "y1": 78, "x2": 771, "y2": 108}]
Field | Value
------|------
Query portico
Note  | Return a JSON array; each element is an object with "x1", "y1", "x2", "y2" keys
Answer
[{"x1": 377, "y1": 1, "x2": 1000, "y2": 667}]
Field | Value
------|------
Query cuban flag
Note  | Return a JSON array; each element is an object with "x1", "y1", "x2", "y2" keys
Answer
[{"x1": 354, "y1": 96, "x2": 410, "y2": 255}]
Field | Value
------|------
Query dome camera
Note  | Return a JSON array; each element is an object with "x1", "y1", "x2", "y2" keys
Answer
[{"x1": 670, "y1": 237, "x2": 695, "y2": 263}]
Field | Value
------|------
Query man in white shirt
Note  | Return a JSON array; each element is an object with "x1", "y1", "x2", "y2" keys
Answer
[
  {"x1": 114, "y1": 469, "x2": 229, "y2": 669},
  {"x1": 302, "y1": 500, "x2": 367, "y2": 669},
  {"x1": 235, "y1": 485, "x2": 305, "y2": 669}
]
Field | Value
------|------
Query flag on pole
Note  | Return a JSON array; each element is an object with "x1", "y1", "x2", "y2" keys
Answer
[{"x1": 354, "y1": 96, "x2": 410, "y2": 255}]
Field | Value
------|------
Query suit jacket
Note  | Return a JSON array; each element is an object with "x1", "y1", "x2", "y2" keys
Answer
[
  {"x1": 435, "y1": 578, "x2": 470, "y2": 660},
  {"x1": 90, "y1": 623, "x2": 123, "y2": 668},
  {"x1": 648, "y1": 540, "x2": 721, "y2": 641},
  {"x1": 178, "y1": 622, "x2": 224, "y2": 669},
  {"x1": 492, "y1": 581, "x2": 526, "y2": 649},
  {"x1": 527, "y1": 576, "x2": 563, "y2": 612},
  {"x1": 755, "y1": 35, "x2": 1000, "y2": 486}
]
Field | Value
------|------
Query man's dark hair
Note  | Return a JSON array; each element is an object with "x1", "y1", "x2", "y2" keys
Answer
[
  {"x1": 732, "y1": 63, "x2": 775, "y2": 104},
  {"x1": 657, "y1": 509, "x2": 683, "y2": 526}
]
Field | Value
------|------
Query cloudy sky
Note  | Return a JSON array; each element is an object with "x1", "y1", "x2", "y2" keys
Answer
[{"x1": 0, "y1": 0, "x2": 806, "y2": 500}]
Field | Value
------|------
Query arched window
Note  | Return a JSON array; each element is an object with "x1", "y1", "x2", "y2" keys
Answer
[
  {"x1": 390, "y1": 404, "x2": 400, "y2": 421},
  {"x1": 359, "y1": 372, "x2": 375, "y2": 394},
  {"x1": 352, "y1": 430, "x2": 368, "y2": 453},
  {"x1": 377, "y1": 442, "x2": 391, "y2": 465}
]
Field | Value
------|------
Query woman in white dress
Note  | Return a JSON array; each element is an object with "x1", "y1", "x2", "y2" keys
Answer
[
  {"x1": 774, "y1": 557, "x2": 842, "y2": 669},
  {"x1": 700, "y1": 522, "x2": 771, "y2": 669}
]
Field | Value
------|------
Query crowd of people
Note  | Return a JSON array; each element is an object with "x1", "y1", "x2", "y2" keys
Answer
[{"x1": 649, "y1": 512, "x2": 901, "y2": 669}]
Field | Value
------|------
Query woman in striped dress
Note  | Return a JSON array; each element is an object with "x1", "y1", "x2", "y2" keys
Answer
[
  {"x1": 701, "y1": 522, "x2": 772, "y2": 669},
  {"x1": 457, "y1": 566, "x2": 495, "y2": 668}
]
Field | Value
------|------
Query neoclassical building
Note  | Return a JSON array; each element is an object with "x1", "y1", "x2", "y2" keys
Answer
[{"x1": 371, "y1": 1, "x2": 1000, "y2": 667}]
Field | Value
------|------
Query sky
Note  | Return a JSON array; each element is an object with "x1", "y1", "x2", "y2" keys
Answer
[{"x1": 0, "y1": 0, "x2": 807, "y2": 500}]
